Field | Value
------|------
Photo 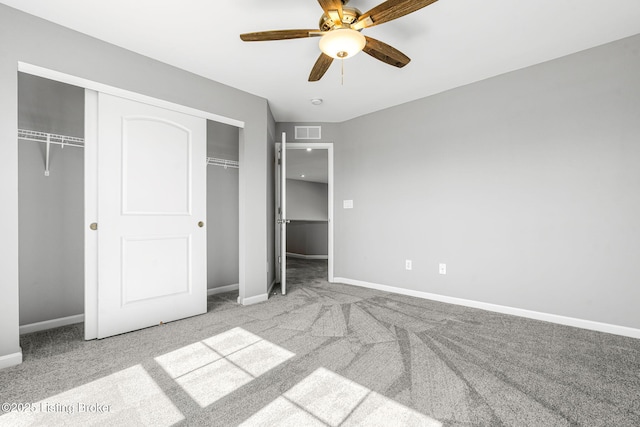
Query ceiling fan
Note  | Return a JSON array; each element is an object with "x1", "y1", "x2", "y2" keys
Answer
[{"x1": 240, "y1": 0, "x2": 438, "y2": 82}]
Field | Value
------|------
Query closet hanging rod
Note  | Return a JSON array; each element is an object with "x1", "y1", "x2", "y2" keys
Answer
[
  {"x1": 207, "y1": 157, "x2": 239, "y2": 169},
  {"x1": 18, "y1": 129, "x2": 84, "y2": 176}
]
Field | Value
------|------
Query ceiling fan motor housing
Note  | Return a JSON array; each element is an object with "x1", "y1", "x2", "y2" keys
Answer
[{"x1": 319, "y1": 7, "x2": 362, "y2": 31}]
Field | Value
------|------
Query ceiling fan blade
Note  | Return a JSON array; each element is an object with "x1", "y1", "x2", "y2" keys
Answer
[
  {"x1": 240, "y1": 29, "x2": 318, "y2": 42},
  {"x1": 309, "y1": 53, "x2": 334, "y2": 82},
  {"x1": 355, "y1": 0, "x2": 438, "y2": 29},
  {"x1": 363, "y1": 36, "x2": 410, "y2": 68},
  {"x1": 317, "y1": 0, "x2": 344, "y2": 27}
]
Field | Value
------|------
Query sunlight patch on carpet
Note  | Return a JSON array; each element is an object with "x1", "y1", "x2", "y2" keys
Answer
[
  {"x1": 0, "y1": 365, "x2": 184, "y2": 426},
  {"x1": 155, "y1": 327, "x2": 295, "y2": 408},
  {"x1": 241, "y1": 367, "x2": 442, "y2": 427}
]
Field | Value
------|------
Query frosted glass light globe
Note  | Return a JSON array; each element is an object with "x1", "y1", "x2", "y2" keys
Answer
[{"x1": 319, "y1": 29, "x2": 366, "y2": 59}]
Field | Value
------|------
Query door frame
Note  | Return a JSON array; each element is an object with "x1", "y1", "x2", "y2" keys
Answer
[
  {"x1": 18, "y1": 62, "x2": 245, "y2": 340},
  {"x1": 275, "y1": 141, "x2": 334, "y2": 285}
]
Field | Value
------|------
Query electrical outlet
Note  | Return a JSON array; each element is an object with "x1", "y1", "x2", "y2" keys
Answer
[
  {"x1": 439, "y1": 263, "x2": 446, "y2": 275},
  {"x1": 405, "y1": 260, "x2": 412, "y2": 270}
]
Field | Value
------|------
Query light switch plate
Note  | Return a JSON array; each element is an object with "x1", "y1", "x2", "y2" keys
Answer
[{"x1": 343, "y1": 200, "x2": 353, "y2": 209}]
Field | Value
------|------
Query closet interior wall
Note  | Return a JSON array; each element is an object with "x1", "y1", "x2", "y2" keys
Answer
[
  {"x1": 18, "y1": 73, "x2": 84, "y2": 327},
  {"x1": 206, "y1": 120, "x2": 240, "y2": 291}
]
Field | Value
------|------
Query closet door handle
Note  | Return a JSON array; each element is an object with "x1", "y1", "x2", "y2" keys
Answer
[
  {"x1": 198, "y1": 221, "x2": 204, "y2": 228},
  {"x1": 89, "y1": 222, "x2": 98, "y2": 231}
]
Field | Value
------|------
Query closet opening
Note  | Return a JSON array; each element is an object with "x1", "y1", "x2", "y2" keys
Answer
[
  {"x1": 18, "y1": 73, "x2": 85, "y2": 335},
  {"x1": 17, "y1": 72, "x2": 241, "y2": 339},
  {"x1": 205, "y1": 121, "x2": 240, "y2": 301}
]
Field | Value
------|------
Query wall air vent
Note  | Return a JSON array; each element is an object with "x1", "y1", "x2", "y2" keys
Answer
[{"x1": 294, "y1": 126, "x2": 321, "y2": 140}]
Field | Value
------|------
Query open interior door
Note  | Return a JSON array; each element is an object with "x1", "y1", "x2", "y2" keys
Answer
[
  {"x1": 96, "y1": 93, "x2": 207, "y2": 339},
  {"x1": 275, "y1": 133, "x2": 289, "y2": 294}
]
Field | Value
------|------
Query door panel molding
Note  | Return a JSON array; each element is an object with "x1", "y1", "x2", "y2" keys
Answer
[
  {"x1": 121, "y1": 235, "x2": 191, "y2": 304},
  {"x1": 122, "y1": 116, "x2": 193, "y2": 215}
]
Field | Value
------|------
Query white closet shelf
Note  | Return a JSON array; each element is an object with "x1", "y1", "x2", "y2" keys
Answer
[
  {"x1": 18, "y1": 129, "x2": 84, "y2": 147},
  {"x1": 207, "y1": 157, "x2": 239, "y2": 169},
  {"x1": 18, "y1": 129, "x2": 239, "y2": 175},
  {"x1": 18, "y1": 129, "x2": 85, "y2": 176}
]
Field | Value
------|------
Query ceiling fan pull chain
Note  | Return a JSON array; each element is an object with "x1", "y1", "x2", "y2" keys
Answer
[{"x1": 341, "y1": 58, "x2": 344, "y2": 86}]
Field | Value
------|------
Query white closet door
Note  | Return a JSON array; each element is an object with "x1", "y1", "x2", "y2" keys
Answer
[{"x1": 96, "y1": 93, "x2": 207, "y2": 339}]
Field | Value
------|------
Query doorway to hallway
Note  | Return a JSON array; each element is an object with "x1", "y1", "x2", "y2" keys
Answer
[{"x1": 275, "y1": 139, "x2": 334, "y2": 295}]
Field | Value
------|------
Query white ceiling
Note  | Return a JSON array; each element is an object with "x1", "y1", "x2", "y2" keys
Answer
[
  {"x1": 286, "y1": 148, "x2": 328, "y2": 184},
  {"x1": 3, "y1": 0, "x2": 640, "y2": 123}
]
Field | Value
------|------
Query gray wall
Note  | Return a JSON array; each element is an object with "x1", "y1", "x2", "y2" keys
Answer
[
  {"x1": 208, "y1": 120, "x2": 239, "y2": 161},
  {"x1": 286, "y1": 179, "x2": 328, "y2": 221},
  {"x1": 287, "y1": 222, "x2": 328, "y2": 257},
  {"x1": 18, "y1": 74, "x2": 85, "y2": 325},
  {"x1": 19, "y1": 73, "x2": 84, "y2": 138},
  {"x1": 267, "y1": 107, "x2": 276, "y2": 287},
  {"x1": 207, "y1": 121, "x2": 239, "y2": 290},
  {"x1": 18, "y1": 144, "x2": 84, "y2": 325},
  {"x1": 333, "y1": 34, "x2": 640, "y2": 330},
  {"x1": 1, "y1": 4, "x2": 271, "y2": 362},
  {"x1": 286, "y1": 179, "x2": 329, "y2": 257}
]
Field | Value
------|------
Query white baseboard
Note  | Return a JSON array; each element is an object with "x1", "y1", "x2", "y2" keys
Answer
[
  {"x1": 237, "y1": 293, "x2": 269, "y2": 306},
  {"x1": 286, "y1": 252, "x2": 328, "y2": 260},
  {"x1": 0, "y1": 351, "x2": 23, "y2": 370},
  {"x1": 235, "y1": 279, "x2": 275, "y2": 305},
  {"x1": 19, "y1": 314, "x2": 85, "y2": 335},
  {"x1": 334, "y1": 277, "x2": 640, "y2": 340},
  {"x1": 207, "y1": 283, "x2": 239, "y2": 296}
]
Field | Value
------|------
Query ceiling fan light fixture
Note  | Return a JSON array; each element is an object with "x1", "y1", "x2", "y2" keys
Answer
[{"x1": 319, "y1": 28, "x2": 366, "y2": 59}]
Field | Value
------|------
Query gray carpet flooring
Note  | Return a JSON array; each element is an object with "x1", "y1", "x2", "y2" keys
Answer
[{"x1": 1, "y1": 258, "x2": 640, "y2": 426}]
